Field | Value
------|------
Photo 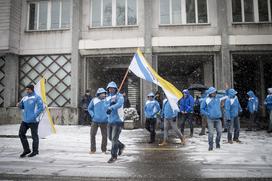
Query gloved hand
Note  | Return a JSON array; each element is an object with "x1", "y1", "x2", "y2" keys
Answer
[
  {"x1": 106, "y1": 108, "x2": 112, "y2": 115},
  {"x1": 110, "y1": 101, "x2": 116, "y2": 106}
]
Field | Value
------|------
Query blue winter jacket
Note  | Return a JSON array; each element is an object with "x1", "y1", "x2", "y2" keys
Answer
[
  {"x1": 179, "y1": 93, "x2": 194, "y2": 113},
  {"x1": 106, "y1": 92, "x2": 124, "y2": 126},
  {"x1": 161, "y1": 99, "x2": 178, "y2": 119},
  {"x1": 200, "y1": 96, "x2": 222, "y2": 120},
  {"x1": 18, "y1": 92, "x2": 44, "y2": 123},
  {"x1": 247, "y1": 91, "x2": 259, "y2": 113},
  {"x1": 144, "y1": 99, "x2": 161, "y2": 119},
  {"x1": 264, "y1": 95, "x2": 272, "y2": 111},
  {"x1": 224, "y1": 96, "x2": 242, "y2": 120},
  {"x1": 88, "y1": 97, "x2": 108, "y2": 124}
]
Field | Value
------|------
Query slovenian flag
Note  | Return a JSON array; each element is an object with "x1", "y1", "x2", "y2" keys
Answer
[
  {"x1": 129, "y1": 49, "x2": 183, "y2": 111},
  {"x1": 34, "y1": 78, "x2": 56, "y2": 138}
]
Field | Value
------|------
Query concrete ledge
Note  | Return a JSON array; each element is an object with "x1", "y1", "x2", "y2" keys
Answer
[{"x1": 0, "y1": 107, "x2": 79, "y2": 125}]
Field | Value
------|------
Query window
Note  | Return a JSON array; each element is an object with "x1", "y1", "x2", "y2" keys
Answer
[
  {"x1": 232, "y1": 0, "x2": 272, "y2": 23},
  {"x1": 90, "y1": 0, "x2": 138, "y2": 27},
  {"x1": 27, "y1": 0, "x2": 71, "y2": 31},
  {"x1": 159, "y1": 0, "x2": 208, "y2": 25}
]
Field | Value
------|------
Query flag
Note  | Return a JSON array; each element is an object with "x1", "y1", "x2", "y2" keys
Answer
[
  {"x1": 34, "y1": 78, "x2": 56, "y2": 138},
  {"x1": 129, "y1": 49, "x2": 183, "y2": 111}
]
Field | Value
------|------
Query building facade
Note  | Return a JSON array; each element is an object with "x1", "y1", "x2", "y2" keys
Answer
[{"x1": 0, "y1": 0, "x2": 272, "y2": 125}]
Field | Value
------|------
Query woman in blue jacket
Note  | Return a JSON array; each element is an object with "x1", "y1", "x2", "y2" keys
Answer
[
  {"x1": 88, "y1": 88, "x2": 108, "y2": 154},
  {"x1": 224, "y1": 89, "x2": 242, "y2": 143},
  {"x1": 265, "y1": 88, "x2": 272, "y2": 133},
  {"x1": 246, "y1": 90, "x2": 260, "y2": 131},
  {"x1": 144, "y1": 92, "x2": 161, "y2": 143},
  {"x1": 159, "y1": 95, "x2": 185, "y2": 146}
]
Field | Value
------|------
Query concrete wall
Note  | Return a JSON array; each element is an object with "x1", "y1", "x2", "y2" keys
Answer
[
  {"x1": 19, "y1": 0, "x2": 73, "y2": 55},
  {"x1": 0, "y1": 0, "x2": 11, "y2": 52},
  {"x1": 0, "y1": 107, "x2": 79, "y2": 125}
]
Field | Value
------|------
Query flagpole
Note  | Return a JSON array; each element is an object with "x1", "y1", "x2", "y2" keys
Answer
[{"x1": 118, "y1": 68, "x2": 130, "y2": 93}]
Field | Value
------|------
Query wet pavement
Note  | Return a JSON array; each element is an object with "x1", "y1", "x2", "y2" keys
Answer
[{"x1": 0, "y1": 124, "x2": 272, "y2": 180}]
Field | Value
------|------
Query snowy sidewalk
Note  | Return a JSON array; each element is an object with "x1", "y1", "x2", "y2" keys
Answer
[{"x1": 0, "y1": 124, "x2": 272, "y2": 180}]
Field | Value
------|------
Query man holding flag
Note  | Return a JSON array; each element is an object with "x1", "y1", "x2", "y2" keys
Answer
[{"x1": 17, "y1": 84, "x2": 44, "y2": 157}]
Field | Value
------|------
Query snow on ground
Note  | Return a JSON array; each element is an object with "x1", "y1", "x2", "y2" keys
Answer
[{"x1": 0, "y1": 124, "x2": 272, "y2": 179}]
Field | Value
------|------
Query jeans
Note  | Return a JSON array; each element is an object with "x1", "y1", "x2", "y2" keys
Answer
[
  {"x1": 145, "y1": 118, "x2": 156, "y2": 142},
  {"x1": 226, "y1": 119, "x2": 234, "y2": 141},
  {"x1": 180, "y1": 113, "x2": 194, "y2": 135},
  {"x1": 207, "y1": 119, "x2": 222, "y2": 149},
  {"x1": 107, "y1": 124, "x2": 124, "y2": 158},
  {"x1": 233, "y1": 117, "x2": 240, "y2": 140},
  {"x1": 164, "y1": 118, "x2": 184, "y2": 142},
  {"x1": 90, "y1": 122, "x2": 107, "y2": 152},
  {"x1": 19, "y1": 121, "x2": 39, "y2": 153}
]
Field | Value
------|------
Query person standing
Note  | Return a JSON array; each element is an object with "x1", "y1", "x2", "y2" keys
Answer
[
  {"x1": 199, "y1": 90, "x2": 208, "y2": 136},
  {"x1": 106, "y1": 81, "x2": 125, "y2": 163},
  {"x1": 17, "y1": 84, "x2": 44, "y2": 157},
  {"x1": 200, "y1": 87, "x2": 225, "y2": 151},
  {"x1": 264, "y1": 88, "x2": 272, "y2": 133},
  {"x1": 122, "y1": 92, "x2": 131, "y2": 108},
  {"x1": 155, "y1": 91, "x2": 163, "y2": 131},
  {"x1": 179, "y1": 89, "x2": 195, "y2": 137},
  {"x1": 159, "y1": 95, "x2": 186, "y2": 146},
  {"x1": 88, "y1": 88, "x2": 108, "y2": 154},
  {"x1": 144, "y1": 92, "x2": 161, "y2": 143},
  {"x1": 246, "y1": 90, "x2": 259, "y2": 131},
  {"x1": 79, "y1": 90, "x2": 93, "y2": 125},
  {"x1": 224, "y1": 89, "x2": 242, "y2": 143}
]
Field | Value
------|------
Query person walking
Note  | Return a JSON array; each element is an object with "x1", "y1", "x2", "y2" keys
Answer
[
  {"x1": 17, "y1": 84, "x2": 44, "y2": 157},
  {"x1": 144, "y1": 92, "x2": 161, "y2": 143},
  {"x1": 179, "y1": 89, "x2": 195, "y2": 137},
  {"x1": 88, "y1": 88, "x2": 108, "y2": 154},
  {"x1": 106, "y1": 81, "x2": 125, "y2": 163},
  {"x1": 200, "y1": 87, "x2": 226, "y2": 151},
  {"x1": 224, "y1": 88, "x2": 242, "y2": 143},
  {"x1": 159, "y1": 95, "x2": 186, "y2": 146}
]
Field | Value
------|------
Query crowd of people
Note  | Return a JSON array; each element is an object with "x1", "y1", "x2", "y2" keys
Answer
[
  {"x1": 16, "y1": 81, "x2": 272, "y2": 162},
  {"x1": 144, "y1": 87, "x2": 272, "y2": 151}
]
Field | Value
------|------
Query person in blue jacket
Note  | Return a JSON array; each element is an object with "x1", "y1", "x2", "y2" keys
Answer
[
  {"x1": 264, "y1": 88, "x2": 272, "y2": 133},
  {"x1": 17, "y1": 84, "x2": 44, "y2": 157},
  {"x1": 200, "y1": 87, "x2": 227, "y2": 151},
  {"x1": 105, "y1": 81, "x2": 125, "y2": 163},
  {"x1": 246, "y1": 90, "x2": 260, "y2": 131},
  {"x1": 144, "y1": 92, "x2": 161, "y2": 143},
  {"x1": 224, "y1": 88, "x2": 242, "y2": 143},
  {"x1": 159, "y1": 95, "x2": 186, "y2": 146},
  {"x1": 179, "y1": 89, "x2": 195, "y2": 137},
  {"x1": 88, "y1": 88, "x2": 108, "y2": 154}
]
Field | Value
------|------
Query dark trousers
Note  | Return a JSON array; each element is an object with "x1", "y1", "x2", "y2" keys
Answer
[
  {"x1": 19, "y1": 122, "x2": 39, "y2": 153},
  {"x1": 90, "y1": 122, "x2": 108, "y2": 152},
  {"x1": 108, "y1": 124, "x2": 124, "y2": 158},
  {"x1": 249, "y1": 112, "x2": 260, "y2": 129},
  {"x1": 180, "y1": 113, "x2": 194, "y2": 135},
  {"x1": 79, "y1": 109, "x2": 91, "y2": 125},
  {"x1": 145, "y1": 118, "x2": 156, "y2": 142}
]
